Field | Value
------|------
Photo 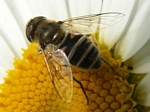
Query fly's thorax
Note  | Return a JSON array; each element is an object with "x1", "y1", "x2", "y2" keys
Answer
[{"x1": 33, "y1": 19, "x2": 65, "y2": 47}]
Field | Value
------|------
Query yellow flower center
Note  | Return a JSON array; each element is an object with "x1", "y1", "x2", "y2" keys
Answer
[{"x1": 0, "y1": 43, "x2": 138, "y2": 112}]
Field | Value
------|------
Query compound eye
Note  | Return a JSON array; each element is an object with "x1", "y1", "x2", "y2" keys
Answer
[
  {"x1": 26, "y1": 16, "x2": 46, "y2": 42},
  {"x1": 26, "y1": 22, "x2": 33, "y2": 42}
]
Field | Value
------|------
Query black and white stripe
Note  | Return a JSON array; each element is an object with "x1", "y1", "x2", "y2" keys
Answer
[{"x1": 67, "y1": 35, "x2": 101, "y2": 69}]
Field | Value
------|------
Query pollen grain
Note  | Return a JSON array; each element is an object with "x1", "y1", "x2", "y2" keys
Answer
[{"x1": 0, "y1": 44, "x2": 137, "y2": 112}]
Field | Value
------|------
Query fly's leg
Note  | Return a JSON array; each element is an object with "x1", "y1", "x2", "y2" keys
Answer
[{"x1": 73, "y1": 76, "x2": 89, "y2": 105}]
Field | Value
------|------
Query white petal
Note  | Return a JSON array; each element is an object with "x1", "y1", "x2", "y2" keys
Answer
[
  {"x1": 126, "y1": 39, "x2": 150, "y2": 74},
  {"x1": 5, "y1": 0, "x2": 33, "y2": 44},
  {"x1": 0, "y1": 35, "x2": 15, "y2": 84},
  {"x1": 90, "y1": 0, "x2": 103, "y2": 14},
  {"x1": 133, "y1": 73, "x2": 150, "y2": 107},
  {"x1": 66, "y1": 0, "x2": 107, "y2": 17},
  {"x1": 99, "y1": 0, "x2": 136, "y2": 49},
  {"x1": 114, "y1": 0, "x2": 150, "y2": 61},
  {"x1": 67, "y1": 0, "x2": 92, "y2": 18},
  {"x1": 0, "y1": 35, "x2": 14, "y2": 68},
  {"x1": 0, "y1": 0, "x2": 27, "y2": 58},
  {"x1": 26, "y1": 0, "x2": 68, "y2": 20}
]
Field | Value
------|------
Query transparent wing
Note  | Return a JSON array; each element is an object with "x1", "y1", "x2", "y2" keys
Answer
[
  {"x1": 62, "y1": 12, "x2": 124, "y2": 34},
  {"x1": 42, "y1": 47, "x2": 73, "y2": 102}
]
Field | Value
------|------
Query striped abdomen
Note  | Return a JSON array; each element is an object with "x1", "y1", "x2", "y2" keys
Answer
[{"x1": 60, "y1": 34, "x2": 101, "y2": 69}]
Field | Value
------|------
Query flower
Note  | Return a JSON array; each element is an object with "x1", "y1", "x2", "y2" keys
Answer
[{"x1": 0, "y1": 0, "x2": 150, "y2": 112}]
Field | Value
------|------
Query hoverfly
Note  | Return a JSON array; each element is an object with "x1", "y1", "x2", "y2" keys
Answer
[{"x1": 26, "y1": 12, "x2": 124, "y2": 104}]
